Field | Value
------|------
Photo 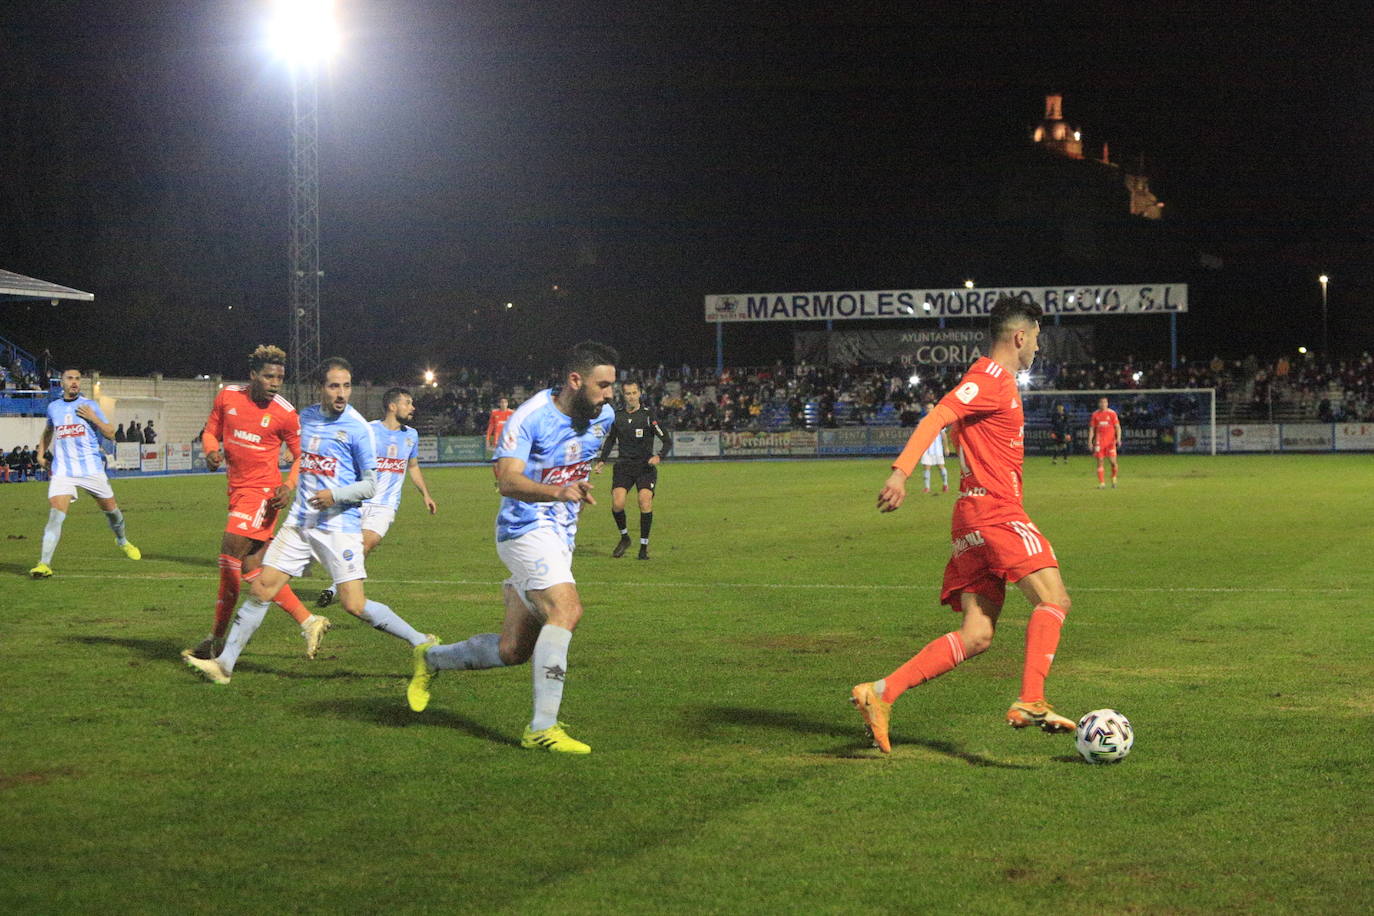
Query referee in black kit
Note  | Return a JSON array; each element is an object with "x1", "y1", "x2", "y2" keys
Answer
[{"x1": 594, "y1": 378, "x2": 672, "y2": 559}]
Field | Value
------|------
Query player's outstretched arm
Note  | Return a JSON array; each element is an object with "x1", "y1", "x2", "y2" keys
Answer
[
  {"x1": 880, "y1": 403, "x2": 958, "y2": 512},
  {"x1": 407, "y1": 458, "x2": 437, "y2": 514},
  {"x1": 877, "y1": 469, "x2": 909, "y2": 512}
]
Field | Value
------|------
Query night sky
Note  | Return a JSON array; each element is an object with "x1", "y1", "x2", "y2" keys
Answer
[{"x1": 2, "y1": 2, "x2": 1370, "y2": 380}]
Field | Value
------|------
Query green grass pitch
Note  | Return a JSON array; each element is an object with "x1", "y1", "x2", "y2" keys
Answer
[{"x1": 2, "y1": 456, "x2": 1371, "y2": 913}]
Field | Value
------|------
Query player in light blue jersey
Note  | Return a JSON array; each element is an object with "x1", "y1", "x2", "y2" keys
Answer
[
  {"x1": 408, "y1": 341, "x2": 619, "y2": 754},
  {"x1": 316, "y1": 386, "x2": 437, "y2": 608},
  {"x1": 30, "y1": 368, "x2": 141, "y2": 577},
  {"x1": 185, "y1": 358, "x2": 434, "y2": 685}
]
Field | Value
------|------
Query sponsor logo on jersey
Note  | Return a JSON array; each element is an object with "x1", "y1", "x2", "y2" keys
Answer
[
  {"x1": 232, "y1": 428, "x2": 264, "y2": 444},
  {"x1": 955, "y1": 382, "x2": 980, "y2": 404},
  {"x1": 376, "y1": 456, "x2": 407, "y2": 473},
  {"x1": 387, "y1": 444, "x2": 398, "y2": 458},
  {"x1": 260, "y1": 414, "x2": 271, "y2": 428},
  {"x1": 301, "y1": 453, "x2": 338, "y2": 476},
  {"x1": 227, "y1": 408, "x2": 238, "y2": 415},
  {"x1": 541, "y1": 459, "x2": 592, "y2": 487},
  {"x1": 56, "y1": 423, "x2": 86, "y2": 439},
  {"x1": 951, "y1": 529, "x2": 985, "y2": 556}
]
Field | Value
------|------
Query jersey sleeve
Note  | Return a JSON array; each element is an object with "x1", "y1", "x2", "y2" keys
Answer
[
  {"x1": 91, "y1": 400, "x2": 110, "y2": 424},
  {"x1": 407, "y1": 430, "x2": 419, "y2": 461},
  {"x1": 351, "y1": 419, "x2": 378, "y2": 475},
  {"x1": 495, "y1": 411, "x2": 535, "y2": 463},
  {"x1": 597, "y1": 417, "x2": 619, "y2": 463},
  {"x1": 652, "y1": 415, "x2": 672, "y2": 457},
  {"x1": 202, "y1": 391, "x2": 225, "y2": 450},
  {"x1": 281, "y1": 410, "x2": 302, "y2": 459},
  {"x1": 936, "y1": 371, "x2": 1008, "y2": 420}
]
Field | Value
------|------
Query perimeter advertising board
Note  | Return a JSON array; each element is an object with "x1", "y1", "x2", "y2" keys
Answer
[{"x1": 671, "y1": 431, "x2": 721, "y2": 458}]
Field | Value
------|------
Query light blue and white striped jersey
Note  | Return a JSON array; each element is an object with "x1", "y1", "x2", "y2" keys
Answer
[
  {"x1": 46, "y1": 396, "x2": 109, "y2": 478},
  {"x1": 494, "y1": 389, "x2": 614, "y2": 545},
  {"x1": 365, "y1": 420, "x2": 418, "y2": 512},
  {"x1": 288, "y1": 404, "x2": 377, "y2": 533}
]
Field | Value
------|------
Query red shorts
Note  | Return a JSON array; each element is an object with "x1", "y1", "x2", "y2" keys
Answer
[
  {"x1": 1095, "y1": 443, "x2": 1118, "y2": 459},
  {"x1": 225, "y1": 486, "x2": 281, "y2": 541},
  {"x1": 941, "y1": 519, "x2": 1058, "y2": 609}
]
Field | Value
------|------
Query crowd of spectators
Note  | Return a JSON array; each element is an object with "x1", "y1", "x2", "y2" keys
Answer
[
  {"x1": 402, "y1": 351, "x2": 1374, "y2": 435},
  {"x1": 0, "y1": 445, "x2": 43, "y2": 482}
]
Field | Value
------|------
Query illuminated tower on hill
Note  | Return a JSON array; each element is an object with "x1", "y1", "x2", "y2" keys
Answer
[{"x1": 1030, "y1": 94, "x2": 1162, "y2": 219}]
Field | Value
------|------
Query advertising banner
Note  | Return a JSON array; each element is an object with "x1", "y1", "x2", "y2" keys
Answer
[
  {"x1": 115, "y1": 442, "x2": 142, "y2": 470},
  {"x1": 1279, "y1": 424, "x2": 1333, "y2": 451},
  {"x1": 817, "y1": 428, "x2": 873, "y2": 455},
  {"x1": 1174, "y1": 424, "x2": 1218, "y2": 454},
  {"x1": 165, "y1": 442, "x2": 193, "y2": 471},
  {"x1": 1335, "y1": 423, "x2": 1374, "y2": 451},
  {"x1": 796, "y1": 327, "x2": 1094, "y2": 368},
  {"x1": 437, "y1": 436, "x2": 486, "y2": 462},
  {"x1": 417, "y1": 436, "x2": 439, "y2": 463},
  {"x1": 1225, "y1": 424, "x2": 1279, "y2": 452},
  {"x1": 720, "y1": 431, "x2": 816, "y2": 457},
  {"x1": 139, "y1": 444, "x2": 165, "y2": 472},
  {"x1": 708, "y1": 284, "x2": 1187, "y2": 323},
  {"x1": 670, "y1": 431, "x2": 721, "y2": 458}
]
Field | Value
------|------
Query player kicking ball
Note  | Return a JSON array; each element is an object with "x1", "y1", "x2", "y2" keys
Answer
[
  {"x1": 406, "y1": 341, "x2": 618, "y2": 754},
  {"x1": 1089, "y1": 397, "x2": 1121, "y2": 488},
  {"x1": 184, "y1": 345, "x2": 331, "y2": 661},
  {"x1": 851, "y1": 296, "x2": 1077, "y2": 754},
  {"x1": 185, "y1": 357, "x2": 433, "y2": 685},
  {"x1": 30, "y1": 368, "x2": 141, "y2": 577},
  {"x1": 317, "y1": 387, "x2": 437, "y2": 609}
]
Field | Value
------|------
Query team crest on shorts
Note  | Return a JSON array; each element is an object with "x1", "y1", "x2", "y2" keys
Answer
[{"x1": 342, "y1": 549, "x2": 354, "y2": 561}]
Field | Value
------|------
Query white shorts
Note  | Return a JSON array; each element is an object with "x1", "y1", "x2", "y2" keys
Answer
[
  {"x1": 920, "y1": 454, "x2": 946, "y2": 467},
  {"x1": 48, "y1": 473, "x2": 114, "y2": 501},
  {"x1": 496, "y1": 527, "x2": 575, "y2": 611},
  {"x1": 360, "y1": 504, "x2": 396, "y2": 539},
  {"x1": 263, "y1": 525, "x2": 367, "y2": 584}
]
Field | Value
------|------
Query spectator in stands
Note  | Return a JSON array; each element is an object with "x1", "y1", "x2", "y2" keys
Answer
[
  {"x1": 0, "y1": 451, "x2": 10, "y2": 482},
  {"x1": 115, "y1": 423, "x2": 128, "y2": 443},
  {"x1": 143, "y1": 421, "x2": 157, "y2": 444},
  {"x1": 128, "y1": 420, "x2": 143, "y2": 443}
]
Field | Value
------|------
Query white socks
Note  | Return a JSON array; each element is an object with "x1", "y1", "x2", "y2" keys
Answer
[
  {"x1": 359, "y1": 599, "x2": 427, "y2": 646},
  {"x1": 428, "y1": 633, "x2": 504, "y2": 671},
  {"x1": 529, "y1": 625, "x2": 572, "y2": 731},
  {"x1": 218, "y1": 598, "x2": 271, "y2": 672},
  {"x1": 40, "y1": 509, "x2": 66, "y2": 565}
]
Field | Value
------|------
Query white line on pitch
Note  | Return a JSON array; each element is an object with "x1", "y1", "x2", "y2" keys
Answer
[{"x1": 22, "y1": 573, "x2": 1358, "y2": 594}]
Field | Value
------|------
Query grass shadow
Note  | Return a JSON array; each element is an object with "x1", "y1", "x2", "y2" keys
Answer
[
  {"x1": 693, "y1": 705, "x2": 1034, "y2": 769},
  {"x1": 299, "y1": 696, "x2": 519, "y2": 747},
  {"x1": 231, "y1": 660, "x2": 400, "y2": 681},
  {"x1": 69, "y1": 634, "x2": 185, "y2": 661}
]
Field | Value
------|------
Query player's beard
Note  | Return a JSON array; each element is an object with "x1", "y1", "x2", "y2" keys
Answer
[{"x1": 569, "y1": 384, "x2": 602, "y2": 431}]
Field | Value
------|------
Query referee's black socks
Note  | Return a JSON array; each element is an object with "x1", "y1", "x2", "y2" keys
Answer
[
  {"x1": 640, "y1": 512, "x2": 653, "y2": 545},
  {"x1": 612, "y1": 510, "x2": 628, "y2": 537}
]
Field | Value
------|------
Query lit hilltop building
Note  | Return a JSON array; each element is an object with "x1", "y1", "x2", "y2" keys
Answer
[{"x1": 1031, "y1": 94, "x2": 1164, "y2": 220}]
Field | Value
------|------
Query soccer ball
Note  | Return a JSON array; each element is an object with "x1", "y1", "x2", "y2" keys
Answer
[{"x1": 1075, "y1": 709, "x2": 1134, "y2": 763}]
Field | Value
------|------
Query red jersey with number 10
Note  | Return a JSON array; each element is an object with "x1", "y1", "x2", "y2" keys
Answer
[
  {"x1": 202, "y1": 385, "x2": 301, "y2": 490},
  {"x1": 938, "y1": 357, "x2": 1029, "y2": 529}
]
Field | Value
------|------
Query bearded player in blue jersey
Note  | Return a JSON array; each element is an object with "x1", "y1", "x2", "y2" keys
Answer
[
  {"x1": 30, "y1": 367, "x2": 141, "y2": 577},
  {"x1": 407, "y1": 341, "x2": 617, "y2": 754},
  {"x1": 316, "y1": 386, "x2": 437, "y2": 608},
  {"x1": 184, "y1": 358, "x2": 433, "y2": 685}
]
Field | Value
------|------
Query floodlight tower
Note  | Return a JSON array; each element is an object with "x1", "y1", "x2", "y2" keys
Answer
[{"x1": 267, "y1": 0, "x2": 339, "y2": 403}]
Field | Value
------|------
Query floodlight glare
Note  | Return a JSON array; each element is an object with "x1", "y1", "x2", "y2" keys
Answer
[
  {"x1": 267, "y1": 0, "x2": 340, "y2": 68},
  {"x1": 963, "y1": 279, "x2": 975, "y2": 289},
  {"x1": 423, "y1": 369, "x2": 436, "y2": 384}
]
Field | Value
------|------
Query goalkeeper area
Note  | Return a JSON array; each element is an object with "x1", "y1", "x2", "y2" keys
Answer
[
  {"x1": 1022, "y1": 388, "x2": 1217, "y2": 456},
  {"x1": 2, "y1": 455, "x2": 1369, "y2": 912}
]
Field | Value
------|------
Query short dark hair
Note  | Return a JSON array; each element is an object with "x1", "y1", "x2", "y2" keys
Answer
[
  {"x1": 312, "y1": 356, "x2": 353, "y2": 386},
  {"x1": 60, "y1": 366, "x2": 81, "y2": 375},
  {"x1": 988, "y1": 295, "x2": 1043, "y2": 340},
  {"x1": 249, "y1": 344, "x2": 287, "y2": 373},
  {"x1": 621, "y1": 377, "x2": 643, "y2": 390},
  {"x1": 564, "y1": 341, "x2": 619, "y2": 377},
  {"x1": 383, "y1": 387, "x2": 411, "y2": 410}
]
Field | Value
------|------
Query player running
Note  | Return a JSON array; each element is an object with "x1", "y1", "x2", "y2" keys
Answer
[
  {"x1": 184, "y1": 357, "x2": 433, "y2": 685},
  {"x1": 850, "y1": 296, "x2": 1077, "y2": 754},
  {"x1": 317, "y1": 386, "x2": 437, "y2": 608},
  {"x1": 29, "y1": 368, "x2": 141, "y2": 577},
  {"x1": 594, "y1": 378, "x2": 672, "y2": 559},
  {"x1": 918, "y1": 400, "x2": 951, "y2": 495},
  {"x1": 407, "y1": 341, "x2": 618, "y2": 754},
  {"x1": 1089, "y1": 397, "x2": 1121, "y2": 488},
  {"x1": 183, "y1": 346, "x2": 330, "y2": 661}
]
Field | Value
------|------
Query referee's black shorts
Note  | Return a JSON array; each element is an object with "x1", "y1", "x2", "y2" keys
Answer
[{"x1": 611, "y1": 460, "x2": 658, "y2": 492}]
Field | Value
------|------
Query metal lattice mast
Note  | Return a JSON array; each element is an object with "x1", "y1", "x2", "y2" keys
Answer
[{"x1": 288, "y1": 66, "x2": 321, "y2": 405}]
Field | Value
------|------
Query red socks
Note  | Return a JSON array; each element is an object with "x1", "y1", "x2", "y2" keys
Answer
[
  {"x1": 273, "y1": 585, "x2": 312, "y2": 624},
  {"x1": 1097, "y1": 466, "x2": 1105, "y2": 484},
  {"x1": 880, "y1": 632, "x2": 966, "y2": 703},
  {"x1": 213, "y1": 554, "x2": 242, "y2": 637},
  {"x1": 1019, "y1": 603, "x2": 1067, "y2": 702}
]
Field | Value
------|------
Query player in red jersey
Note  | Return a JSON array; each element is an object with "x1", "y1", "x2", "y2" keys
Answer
[
  {"x1": 1089, "y1": 397, "x2": 1121, "y2": 488},
  {"x1": 181, "y1": 346, "x2": 332, "y2": 661},
  {"x1": 486, "y1": 396, "x2": 514, "y2": 479},
  {"x1": 850, "y1": 296, "x2": 1077, "y2": 754}
]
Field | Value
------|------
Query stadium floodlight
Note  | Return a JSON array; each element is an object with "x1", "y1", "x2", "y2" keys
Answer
[
  {"x1": 908, "y1": 372, "x2": 921, "y2": 387},
  {"x1": 1016, "y1": 369, "x2": 1032, "y2": 388},
  {"x1": 266, "y1": 0, "x2": 340, "y2": 68},
  {"x1": 423, "y1": 369, "x2": 436, "y2": 385},
  {"x1": 963, "y1": 279, "x2": 975, "y2": 289},
  {"x1": 1318, "y1": 275, "x2": 1329, "y2": 356},
  {"x1": 1298, "y1": 346, "x2": 1308, "y2": 355}
]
